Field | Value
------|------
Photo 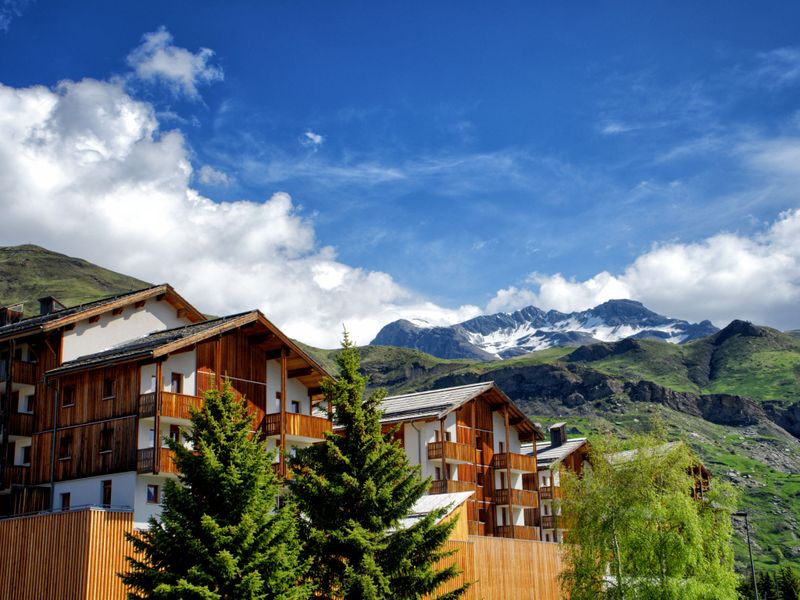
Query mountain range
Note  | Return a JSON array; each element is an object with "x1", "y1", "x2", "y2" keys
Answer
[
  {"x1": 2, "y1": 244, "x2": 799, "y2": 571},
  {"x1": 371, "y1": 300, "x2": 719, "y2": 360}
]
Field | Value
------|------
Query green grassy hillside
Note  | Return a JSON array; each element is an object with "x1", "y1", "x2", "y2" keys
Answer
[{"x1": 0, "y1": 245, "x2": 150, "y2": 313}]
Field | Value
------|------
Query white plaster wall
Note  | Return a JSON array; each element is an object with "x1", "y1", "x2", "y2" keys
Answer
[
  {"x1": 140, "y1": 363, "x2": 157, "y2": 393},
  {"x1": 402, "y1": 420, "x2": 438, "y2": 478},
  {"x1": 267, "y1": 360, "x2": 280, "y2": 413},
  {"x1": 134, "y1": 475, "x2": 167, "y2": 529},
  {"x1": 53, "y1": 471, "x2": 136, "y2": 510},
  {"x1": 444, "y1": 413, "x2": 457, "y2": 440},
  {"x1": 492, "y1": 412, "x2": 506, "y2": 451},
  {"x1": 62, "y1": 298, "x2": 192, "y2": 362},
  {"x1": 15, "y1": 384, "x2": 35, "y2": 413},
  {"x1": 286, "y1": 378, "x2": 309, "y2": 413},
  {"x1": 513, "y1": 507, "x2": 525, "y2": 526},
  {"x1": 10, "y1": 437, "x2": 32, "y2": 465},
  {"x1": 138, "y1": 420, "x2": 155, "y2": 449},
  {"x1": 161, "y1": 351, "x2": 196, "y2": 394}
]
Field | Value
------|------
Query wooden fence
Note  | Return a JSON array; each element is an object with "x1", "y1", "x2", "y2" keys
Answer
[{"x1": 0, "y1": 507, "x2": 134, "y2": 600}]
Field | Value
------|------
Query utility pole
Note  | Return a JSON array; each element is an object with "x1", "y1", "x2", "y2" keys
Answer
[{"x1": 733, "y1": 511, "x2": 759, "y2": 600}]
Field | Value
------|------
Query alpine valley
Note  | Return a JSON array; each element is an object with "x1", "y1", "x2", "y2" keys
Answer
[{"x1": 2, "y1": 244, "x2": 799, "y2": 572}]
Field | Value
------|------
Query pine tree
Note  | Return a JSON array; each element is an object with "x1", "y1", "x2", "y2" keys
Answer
[
  {"x1": 288, "y1": 333, "x2": 467, "y2": 600},
  {"x1": 777, "y1": 566, "x2": 800, "y2": 600},
  {"x1": 121, "y1": 381, "x2": 309, "y2": 600}
]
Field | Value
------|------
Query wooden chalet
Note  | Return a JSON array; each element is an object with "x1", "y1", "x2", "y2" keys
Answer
[{"x1": 377, "y1": 382, "x2": 544, "y2": 540}]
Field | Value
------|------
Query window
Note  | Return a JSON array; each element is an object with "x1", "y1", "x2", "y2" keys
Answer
[
  {"x1": 169, "y1": 425, "x2": 180, "y2": 443},
  {"x1": 21, "y1": 445, "x2": 31, "y2": 465},
  {"x1": 291, "y1": 400, "x2": 300, "y2": 414},
  {"x1": 146, "y1": 484, "x2": 159, "y2": 504},
  {"x1": 498, "y1": 441, "x2": 505, "y2": 454},
  {"x1": 61, "y1": 385, "x2": 76, "y2": 408},
  {"x1": 150, "y1": 375, "x2": 157, "y2": 393},
  {"x1": 19, "y1": 393, "x2": 34, "y2": 414},
  {"x1": 60, "y1": 492, "x2": 70, "y2": 511},
  {"x1": 445, "y1": 431, "x2": 452, "y2": 442},
  {"x1": 58, "y1": 435, "x2": 72, "y2": 460},
  {"x1": 101, "y1": 480, "x2": 112, "y2": 507},
  {"x1": 478, "y1": 508, "x2": 487, "y2": 523},
  {"x1": 476, "y1": 472, "x2": 485, "y2": 487},
  {"x1": 499, "y1": 471, "x2": 506, "y2": 490},
  {"x1": 170, "y1": 373, "x2": 183, "y2": 394},
  {"x1": 435, "y1": 467, "x2": 441, "y2": 480},
  {"x1": 102, "y1": 377, "x2": 115, "y2": 400},
  {"x1": 475, "y1": 435, "x2": 482, "y2": 450},
  {"x1": 100, "y1": 428, "x2": 113, "y2": 453},
  {"x1": 545, "y1": 533, "x2": 551, "y2": 543}
]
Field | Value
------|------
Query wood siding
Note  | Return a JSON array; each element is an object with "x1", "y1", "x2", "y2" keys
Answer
[
  {"x1": 0, "y1": 508, "x2": 135, "y2": 600},
  {"x1": 264, "y1": 412, "x2": 332, "y2": 439}
]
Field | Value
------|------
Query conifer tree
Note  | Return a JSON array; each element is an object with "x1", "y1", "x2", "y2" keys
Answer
[
  {"x1": 122, "y1": 381, "x2": 309, "y2": 600},
  {"x1": 289, "y1": 333, "x2": 467, "y2": 600}
]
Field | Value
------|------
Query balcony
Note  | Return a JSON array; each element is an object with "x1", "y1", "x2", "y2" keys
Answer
[
  {"x1": 137, "y1": 447, "x2": 179, "y2": 475},
  {"x1": 0, "y1": 360, "x2": 37, "y2": 385},
  {"x1": 429, "y1": 479, "x2": 477, "y2": 495},
  {"x1": 491, "y1": 452, "x2": 537, "y2": 473},
  {"x1": 539, "y1": 485, "x2": 562, "y2": 500},
  {"x1": 541, "y1": 515, "x2": 558, "y2": 529},
  {"x1": 138, "y1": 392, "x2": 204, "y2": 420},
  {"x1": 8, "y1": 412, "x2": 33, "y2": 437},
  {"x1": 468, "y1": 521, "x2": 487, "y2": 536},
  {"x1": 427, "y1": 441, "x2": 474, "y2": 464},
  {"x1": 495, "y1": 525, "x2": 539, "y2": 541},
  {"x1": 493, "y1": 487, "x2": 539, "y2": 508},
  {"x1": 2, "y1": 465, "x2": 30, "y2": 487},
  {"x1": 263, "y1": 412, "x2": 332, "y2": 441}
]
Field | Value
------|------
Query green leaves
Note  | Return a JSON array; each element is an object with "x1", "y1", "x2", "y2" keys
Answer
[{"x1": 122, "y1": 381, "x2": 309, "y2": 600}]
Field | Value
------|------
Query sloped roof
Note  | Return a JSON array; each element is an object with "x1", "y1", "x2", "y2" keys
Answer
[
  {"x1": 534, "y1": 438, "x2": 589, "y2": 468},
  {"x1": 397, "y1": 491, "x2": 473, "y2": 530},
  {"x1": 0, "y1": 284, "x2": 204, "y2": 341},
  {"x1": 378, "y1": 381, "x2": 543, "y2": 440}
]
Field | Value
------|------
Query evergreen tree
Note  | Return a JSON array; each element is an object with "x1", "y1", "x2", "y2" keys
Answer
[
  {"x1": 289, "y1": 332, "x2": 467, "y2": 600},
  {"x1": 777, "y1": 566, "x2": 800, "y2": 600},
  {"x1": 559, "y1": 430, "x2": 740, "y2": 600},
  {"x1": 122, "y1": 381, "x2": 309, "y2": 600}
]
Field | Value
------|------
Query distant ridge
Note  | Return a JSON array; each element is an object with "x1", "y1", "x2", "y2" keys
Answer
[
  {"x1": 0, "y1": 244, "x2": 150, "y2": 314},
  {"x1": 371, "y1": 299, "x2": 718, "y2": 360}
]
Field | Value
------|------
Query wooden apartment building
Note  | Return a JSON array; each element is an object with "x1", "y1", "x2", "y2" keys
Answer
[
  {"x1": 0, "y1": 285, "x2": 331, "y2": 525},
  {"x1": 377, "y1": 383, "x2": 545, "y2": 540}
]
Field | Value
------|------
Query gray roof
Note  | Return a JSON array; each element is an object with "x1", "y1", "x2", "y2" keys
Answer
[
  {"x1": 397, "y1": 491, "x2": 473, "y2": 530},
  {"x1": 0, "y1": 286, "x2": 159, "y2": 339},
  {"x1": 533, "y1": 438, "x2": 588, "y2": 468},
  {"x1": 48, "y1": 312, "x2": 252, "y2": 374},
  {"x1": 379, "y1": 382, "x2": 496, "y2": 424}
]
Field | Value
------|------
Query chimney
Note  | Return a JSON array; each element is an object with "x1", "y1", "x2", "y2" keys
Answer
[
  {"x1": 0, "y1": 303, "x2": 24, "y2": 326},
  {"x1": 549, "y1": 422, "x2": 567, "y2": 448},
  {"x1": 38, "y1": 296, "x2": 66, "y2": 316}
]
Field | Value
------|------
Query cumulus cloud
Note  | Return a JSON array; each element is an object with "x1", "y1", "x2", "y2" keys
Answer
[
  {"x1": 197, "y1": 165, "x2": 230, "y2": 186},
  {"x1": 300, "y1": 130, "x2": 324, "y2": 150},
  {"x1": 486, "y1": 210, "x2": 800, "y2": 329},
  {"x1": 127, "y1": 27, "x2": 223, "y2": 99},
  {"x1": 0, "y1": 77, "x2": 479, "y2": 347}
]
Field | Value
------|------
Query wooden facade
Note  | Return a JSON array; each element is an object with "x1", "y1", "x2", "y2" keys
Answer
[{"x1": 0, "y1": 508, "x2": 135, "y2": 600}]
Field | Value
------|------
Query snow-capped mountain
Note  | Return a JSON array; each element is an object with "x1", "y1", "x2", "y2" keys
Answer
[{"x1": 370, "y1": 299, "x2": 719, "y2": 360}]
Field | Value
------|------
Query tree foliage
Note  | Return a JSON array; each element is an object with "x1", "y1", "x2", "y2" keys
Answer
[
  {"x1": 739, "y1": 565, "x2": 800, "y2": 600},
  {"x1": 122, "y1": 381, "x2": 309, "y2": 600},
  {"x1": 289, "y1": 332, "x2": 467, "y2": 599},
  {"x1": 559, "y1": 431, "x2": 740, "y2": 600}
]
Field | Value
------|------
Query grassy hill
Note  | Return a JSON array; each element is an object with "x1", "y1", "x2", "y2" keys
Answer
[{"x1": 0, "y1": 245, "x2": 149, "y2": 313}]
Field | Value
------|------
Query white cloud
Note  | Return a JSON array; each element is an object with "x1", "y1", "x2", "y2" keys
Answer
[
  {"x1": 486, "y1": 210, "x2": 800, "y2": 329},
  {"x1": 127, "y1": 27, "x2": 223, "y2": 99},
  {"x1": 0, "y1": 0, "x2": 31, "y2": 32},
  {"x1": 197, "y1": 165, "x2": 230, "y2": 186},
  {"x1": 301, "y1": 130, "x2": 324, "y2": 149},
  {"x1": 0, "y1": 76, "x2": 478, "y2": 347}
]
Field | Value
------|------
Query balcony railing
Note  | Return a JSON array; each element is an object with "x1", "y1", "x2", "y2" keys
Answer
[
  {"x1": 493, "y1": 488, "x2": 539, "y2": 507},
  {"x1": 263, "y1": 412, "x2": 332, "y2": 440},
  {"x1": 495, "y1": 525, "x2": 539, "y2": 540},
  {"x1": 429, "y1": 479, "x2": 477, "y2": 495},
  {"x1": 427, "y1": 441, "x2": 474, "y2": 464},
  {"x1": 8, "y1": 412, "x2": 33, "y2": 437},
  {"x1": 541, "y1": 515, "x2": 557, "y2": 529},
  {"x1": 0, "y1": 360, "x2": 37, "y2": 385},
  {"x1": 539, "y1": 485, "x2": 562, "y2": 500},
  {"x1": 137, "y1": 447, "x2": 179, "y2": 475},
  {"x1": 138, "y1": 392, "x2": 204, "y2": 420},
  {"x1": 468, "y1": 520, "x2": 486, "y2": 536},
  {"x1": 491, "y1": 452, "x2": 537, "y2": 473},
  {"x1": 2, "y1": 465, "x2": 30, "y2": 488},
  {"x1": 138, "y1": 393, "x2": 156, "y2": 418}
]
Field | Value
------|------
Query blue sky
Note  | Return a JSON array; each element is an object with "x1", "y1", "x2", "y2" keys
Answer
[{"x1": 1, "y1": 1, "x2": 800, "y2": 345}]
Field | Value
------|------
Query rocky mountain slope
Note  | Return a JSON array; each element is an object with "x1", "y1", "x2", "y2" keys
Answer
[{"x1": 371, "y1": 299, "x2": 719, "y2": 360}]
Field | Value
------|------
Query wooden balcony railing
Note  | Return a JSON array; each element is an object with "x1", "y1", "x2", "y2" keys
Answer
[
  {"x1": 161, "y1": 392, "x2": 203, "y2": 420},
  {"x1": 524, "y1": 509, "x2": 540, "y2": 528},
  {"x1": 491, "y1": 452, "x2": 537, "y2": 473},
  {"x1": 263, "y1": 412, "x2": 332, "y2": 440},
  {"x1": 468, "y1": 521, "x2": 486, "y2": 536},
  {"x1": 541, "y1": 515, "x2": 557, "y2": 529},
  {"x1": 493, "y1": 488, "x2": 539, "y2": 507},
  {"x1": 495, "y1": 525, "x2": 539, "y2": 540},
  {"x1": 0, "y1": 360, "x2": 38, "y2": 385},
  {"x1": 427, "y1": 441, "x2": 474, "y2": 464},
  {"x1": 2, "y1": 465, "x2": 30, "y2": 488},
  {"x1": 137, "y1": 447, "x2": 179, "y2": 475},
  {"x1": 429, "y1": 479, "x2": 477, "y2": 495},
  {"x1": 138, "y1": 393, "x2": 156, "y2": 418},
  {"x1": 8, "y1": 412, "x2": 33, "y2": 437},
  {"x1": 539, "y1": 485, "x2": 562, "y2": 500}
]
